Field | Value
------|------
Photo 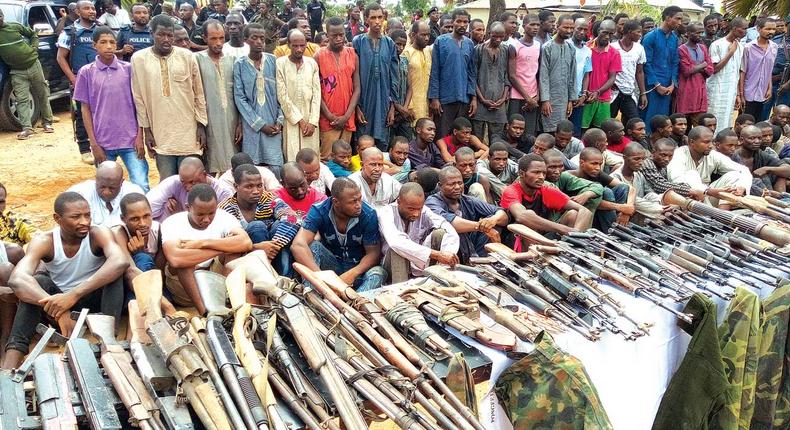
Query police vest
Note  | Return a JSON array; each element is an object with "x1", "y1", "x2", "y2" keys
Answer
[
  {"x1": 117, "y1": 26, "x2": 153, "y2": 60},
  {"x1": 67, "y1": 24, "x2": 97, "y2": 74}
]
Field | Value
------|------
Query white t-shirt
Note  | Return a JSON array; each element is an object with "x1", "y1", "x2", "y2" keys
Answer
[
  {"x1": 611, "y1": 41, "x2": 646, "y2": 98},
  {"x1": 160, "y1": 210, "x2": 241, "y2": 268},
  {"x1": 97, "y1": 9, "x2": 131, "y2": 30}
]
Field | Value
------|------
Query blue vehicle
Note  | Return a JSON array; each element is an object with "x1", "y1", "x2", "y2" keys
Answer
[{"x1": 0, "y1": 0, "x2": 70, "y2": 131}]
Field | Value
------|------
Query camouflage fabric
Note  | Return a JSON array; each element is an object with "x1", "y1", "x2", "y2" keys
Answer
[
  {"x1": 716, "y1": 287, "x2": 761, "y2": 430},
  {"x1": 445, "y1": 352, "x2": 478, "y2": 417},
  {"x1": 494, "y1": 332, "x2": 613, "y2": 430},
  {"x1": 750, "y1": 283, "x2": 790, "y2": 430},
  {"x1": 653, "y1": 293, "x2": 737, "y2": 430}
]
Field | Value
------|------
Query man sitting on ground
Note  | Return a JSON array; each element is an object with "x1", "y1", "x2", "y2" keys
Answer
[
  {"x1": 111, "y1": 193, "x2": 163, "y2": 285},
  {"x1": 383, "y1": 136, "x2": 412, "y2": 183},
  {"x1": 755, "y1": 121, "x2": 781, "y2": 158},
  {"x1": 733, "y1": 113, "x2": 755, "y2": 138},
  {"x1": 667, "y1": 126, "x2": 752, "y2": 208},
  {"x1": 147, "y1": 157, "x2": 234, "y2": 222},
  {"x1": 274, "y1": 162, "x2": 327, "y2": 220},
  {"x1": 736, "y1": 125, "x2": 789, "y2": 194},
  {"x1": 649, "y1": 115, "x2": 673, "y2": 148},
  {"x1": 161, "y1": 184, "x2": 252, "y2": 315},
  {"x1": 497, "y1": 114, "x2": 535, "y2": 160},
  {"x1": 530, "y1": 133, "x2": 576, "y2": 170},
  {"x1": 571, "y1": 128, "x2": 623, "y2": 173},
  {"x1": 602, "y1": 118, "x2": 631, "y2": 154},
  {"x1": 435, "y1": 117, "x2": 489, "y2": 163},
  {"x1": 639, "y1": 138, "x2": 706, "y2": 201},
  {"x1": 219, "y1": 164, "x2": 299, "y2": 275},
  {"x1": 68, "y1": 161, "x2": 144, "y2": 227},
  {"x1": 569, "y1": 147, "x2": 636, "y2": 230},
  {"x1": 349, "y1": 135, "x2": 375, "y2": 172},
  {"x1": 0, "y1": 183, "x2": 38, "y2": 246},
  {"x1": 291, "y1": 178, "x2": 386, "y2": 292},
  {"x1": 455, "y1": 147, "x2": 493, "y2": 203},
  {"x1": 349, "y1": 147, "x2": 402, "y2": 209},
  {"x1": 500, "y1": 154, "x2": 592, "y2": 236},
  {"x1": 408, "y1": 118, "x2": 444, "y2": 170},
  {"x1": 218, "y1": 152, "x2": 281, "y2": 191},
  {"x1": 326, "y1": 139, "x2": 354, "y2": 177},
  {"x1": 626, "y1": 118, "x2": 650, "y2": 151},
  {"x1": 611, "y1": 143, "x2": 664, "y2": 219},
  {"x1": 668, "y1": 113, "x2": 688, "y2": 147},
  {"x1": 377, "y1": 183, "x2": 459, "y2": 282},
  {"x1": 426, "y1": 166, "x2": 509, "y2": 264},
  {"x1": 295, "y1": 148, "x2": 335, "y2": 195},
  {"x1": 543, "y1": 149, "x2": 604, "y2": 217},
  {"x1": 699, "y1": 113, "x2": 717, "y2": 134},
  {"x1": 476, "y1": 141, "x2": 518, "y2": 205},
  {"x1": 555, "y1": 119, "x2": 584, "y2": 159},
  {"x1": 2, "y1": 192, "x2": 127, "y2": 369}
]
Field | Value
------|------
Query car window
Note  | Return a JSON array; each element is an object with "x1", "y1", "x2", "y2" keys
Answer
[
  {"x1": 48, "y1": 5, "x2": 66, "y2": 26},
  {"x1": 0, "y1": 4, "x2": 24, "y2": 23},
  {"x1": 28, "y1": 5, "x2": 54, "y2": 34}
]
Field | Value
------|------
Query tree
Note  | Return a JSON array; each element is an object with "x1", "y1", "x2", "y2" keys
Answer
[
  {"x1": 488, "y1": 0, "x2": 505, "y2": 28},
  {"x1": 401, "y1": 0, "x2": 431, "y2": 17},
  {"x1": 725, "y1": 0, "x2": 788, "y2": 19}
]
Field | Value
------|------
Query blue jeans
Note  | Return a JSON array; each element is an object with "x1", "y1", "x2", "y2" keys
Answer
[
  {"x1": 133, "y1": 252, "x2": 156, "y2": 272},
  {"x1": 245, "y1": 221, "x2": 293, "y2": 277},
  {"x1": 569, "y1": 105, "x2": 585, "y2": 137},
  {"x1": 155, "y1": 154, "x2": 200, "y2": 179},
  {"x1": 641, "y1": 90, "x2": 671, "y2": 133},
  {"x1": 103, "y1": 148, "x2": 150, "y2": 192},
  {"x1": 593, "y1": 184, "x2": 629, "y2": 233},
  {"x1": 308, "y1": 241, "x2": 386, "y2": 292}
]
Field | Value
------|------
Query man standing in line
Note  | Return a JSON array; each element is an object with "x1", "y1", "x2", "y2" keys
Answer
[
  {"x1": 0, "y1": 9, "x2": 54, "y2": 140},
  {"x1": 534, "y1": 10, "x2": 555, "y2": 46},
  {"x1": 314, "y1": 17, "x2": 360, "y2": 160},
  {"x1": 641, "y1": 6, "x2": 682, "y2": 132},
  {"x1": 611, "y1": 20, "x2": 647, "y2": 128},
  {"x1": 707, "y1": 17, "x2": 747, "y2": 133},
  {"x1": 739, "y1": 18, "x2": 778, "y2": 122},
  {"x1": 508, "y1": 14, "x2": 541, "y2": 136},
  {"x1": 75, "y1": 27, "x2": 148, "y2": 191},
  {"x1": 56, "y1": 0, "x2": 97, "y2": 164},
  {"x1": 427, "y1": 6, "x2": 440, "y2": 44},
  {"x1": 569, "y1": 17, "x2": 592, "y2": 136},
  {"x1": 223, "y1": 14, "x2": 249, "y2": 57},
  {"x1": 234, "y1": 23, "x2": 285, "y2": 171},
  {"x1": 676, "y1": 22, "x2": 714, "y2": 123},
  {"x1": 276, "y1": 29, "x2": 321, "y2": 161},
  {"x1": 701, "y1": 14, "x2": 719, "y2": 47},
  {"x1": 353, "y1": 4, "x2": 398, "y2": 150},
  {"x1": 539, "y1": 14, "x2": 577, "y2": 133},
  {"x1": 403, "y1": 20, "x2": 431, "y2": 127},
  {"x1": 429, "y1": 8, "x2": 477, "y2": 138},
  {"x1": 472, "y1": 22, "x2": 510, "y2": 143},
  {"x1": 132, "y1": 15, "x2": 207, "y2": 179},
  {"x1": 583, "y1": 19, "x2": 622, "y2": 130},
  {"x1": 196, "y1": 20, "x2": 239, "y2": 175},
  {"x1": 116, "y1": 3, "x2": 153, "y2": 62}
]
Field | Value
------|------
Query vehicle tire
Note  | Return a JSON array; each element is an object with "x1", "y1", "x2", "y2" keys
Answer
[{"x1": 0, "y1": 79, "x2": 40, "y2": 132}]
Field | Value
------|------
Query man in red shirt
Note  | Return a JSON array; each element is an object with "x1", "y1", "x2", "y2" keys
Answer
[
  {"x1": 500, "y1": 153, "x2": 592, "y2": 235},
  {"x1": 602, "y1": 118, "x2": 631, "y2": 153},
  {"x1": 274, "y1": 162, "x2": 327, "y2": 220},
  {"x1": 435, "y1": 117, "x2": 489, "y2": 164},
  {"x1": 583, "y1": 19, "x2": 622, "y2": 130}
]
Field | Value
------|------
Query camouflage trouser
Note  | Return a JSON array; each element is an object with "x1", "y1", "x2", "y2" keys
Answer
[
  {"x1": 494, "y1": 332, "x2": 613, "y2": 430},
  {"x1": 653, "y1": 293, "x2": 737, "y2": 430},
  {"x1": 750, "y1": 283, "x2": 790, "y2": 430},
  {"x1": 716, "y1": 287, "x2": 761, "y2": 430}
]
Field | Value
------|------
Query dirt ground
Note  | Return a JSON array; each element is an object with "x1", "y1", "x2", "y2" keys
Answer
[{"x1": 0, "y1": 101, "x2": 158, "y2": 230}]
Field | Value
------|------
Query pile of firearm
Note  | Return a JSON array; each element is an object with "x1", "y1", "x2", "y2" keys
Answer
[
  {"x1": 1, "y1": 192, "x2": 788, "y2": 429},
  {"x1": 1, "y1": 251, "x2": 489, "y2": 430},
  {"x1": 461, "y1": 190, "x2": 789, "y2": 342}
]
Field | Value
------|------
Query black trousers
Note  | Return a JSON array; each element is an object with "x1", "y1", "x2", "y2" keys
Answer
[
  {"x1": 72, "y1": 95, "x2": 90, "y2": 154},
  {"x1": 744, "y1": 101, "x2": 767, "y2": 122},
  {"x1": 5, "y1": 273, "x2": 123, "y2": 354},
  {"x1": 610, "y1": 92, "x2": 640, "y2": 127},
  {"x1": 436, "y1": 102, "x2": 469, "y2": 138},
  {"x1": 507, "y1": 99, "x2": 541, "y2": 137}
]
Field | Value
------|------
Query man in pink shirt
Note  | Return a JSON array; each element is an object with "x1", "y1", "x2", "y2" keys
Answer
[
  {"x1": 274, "y1": 162, "x2": 327, "y2": 220},
  {"x1": 583, "y1": 19, "x2": 622, "y2": 130},
  {"x1": 508, "y1": 14, "x2": 541, "y2": 136}
]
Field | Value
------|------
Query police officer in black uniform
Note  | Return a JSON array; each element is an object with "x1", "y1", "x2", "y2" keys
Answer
[{"x1": 116, "y1": 3, "x2": 153, "y2": 61}]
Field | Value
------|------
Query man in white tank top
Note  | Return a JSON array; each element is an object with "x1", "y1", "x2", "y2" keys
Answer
[{"x1": 2, "y1": 192, "x2": 128, "y2": 369}]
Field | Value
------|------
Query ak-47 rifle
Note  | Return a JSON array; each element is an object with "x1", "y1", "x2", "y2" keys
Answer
[
  {"x1": 717, "y1": 192, "x2": 790, "y2": 224},
  {"x1": 65, "y1": 308, "x2": 122, "y2": 429},
  {"x1": 132, "y1": 270, "x2": 233, "y2": 430},
  {"x1": 0, "y1": 327, "x2": 56, "y2": 430},
  {"x1": 194, "y1": 270, "x2": 268, "y2": 430},
  {"x1": 85, "y1": 314, "x2": 167, "y2": 430},
  {"x1": 227, "y1": 252, "x2": 347, "y2": 430},
  {"x1": 294, "y1": 263, "x2": 483, "y2": 430},
  {"x1": 374, "y1": 292, "x2": 453, "y2": 358},
  {"x1": 33, "y1": 350, "x2": 79, "y2": 430}
]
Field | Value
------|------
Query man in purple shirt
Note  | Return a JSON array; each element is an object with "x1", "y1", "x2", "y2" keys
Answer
[
  {"x1": 145, "y1": 157, "x2": 234, "y2": 222},
  {"x1": 739, "y1": 18, "x2": 778, "y2": 122},
  {"x1": 74, "y1": 26, "x2": 149, "y2": 191}
]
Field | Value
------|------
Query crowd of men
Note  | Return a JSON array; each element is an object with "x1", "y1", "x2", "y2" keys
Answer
[{"x1": 0, "y1": 0, "x2": 789, "y2": 368}]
